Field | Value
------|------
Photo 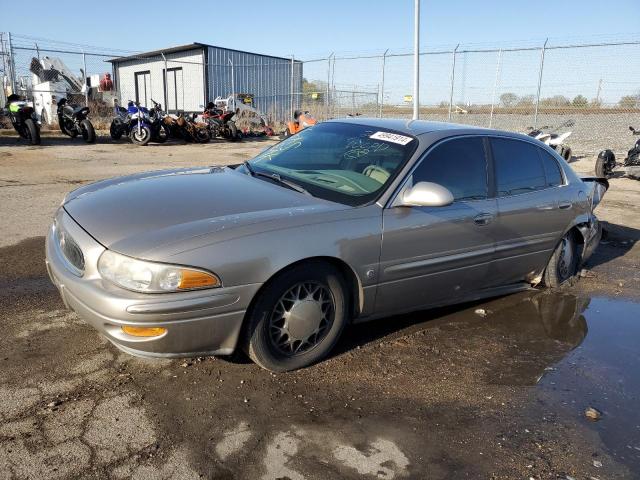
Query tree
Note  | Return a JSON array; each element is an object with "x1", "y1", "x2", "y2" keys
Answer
[
  {"x1": 540, "y1": 95, "x2": 571, "y2": 107},
  {"x1": 572, "y1": 95, "x2": 588, "y2": 107},
  {"x1": 619, "y1": 95, "x2": 640, "y2": 109},
  {"x1": 516, "y1": 95, "x2": 535, "y2": 106},
  {"x1": 500, "y1": 92, "x2": 518, "y2": 107}
]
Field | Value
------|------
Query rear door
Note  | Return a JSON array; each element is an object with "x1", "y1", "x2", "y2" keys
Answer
[
  {"x1": 376, "y1": 136, "x2": 498, "y2": 314},
  {"x1": 489, "y1": 137, "x2": 573, "y2": 284}
]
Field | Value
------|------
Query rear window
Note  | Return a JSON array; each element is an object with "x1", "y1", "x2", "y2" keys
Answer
[
  {"x1": 539, "y1": 149, "x2": 564, "y2": 187},
  {"x1": 491, "y1": 138, "x2": 547, "y2": 196}
]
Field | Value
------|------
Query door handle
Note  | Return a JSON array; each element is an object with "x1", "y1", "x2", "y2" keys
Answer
[
  {"x1": 558, "y1": 202, "x2": 572, "y2": 210},
  {"x1": 473, "y1": 213, "x2": 494, "y2": 226}
]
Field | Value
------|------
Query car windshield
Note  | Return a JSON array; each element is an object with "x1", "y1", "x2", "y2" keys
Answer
[{"x1": 246, "y1": 122, "x2": 417, "y2": 206}]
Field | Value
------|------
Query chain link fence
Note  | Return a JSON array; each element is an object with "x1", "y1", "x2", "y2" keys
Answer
[{"x1": 2, "y1": 32, "x2": 639, "y2": 154}]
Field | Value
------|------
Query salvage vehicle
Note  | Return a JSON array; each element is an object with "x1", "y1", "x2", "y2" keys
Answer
[
  {"x1": 595, "y1": 126, "x2": 640, "y2": 179},
  {"x1": 284, "y1": 110, "x2": 317, "y2": 137},
  {"x1": 45, "y1": 119, "x2": 608, "y2": 372},
  {"x1": 526, "y1": 119, "x2": 573, "y2": 161},
  {"x1": 4, "y1": 94, "x2": 41, "y2": 145},
  {"x1": 57, "y1": 98, "x2": 96, "y2": 143}
]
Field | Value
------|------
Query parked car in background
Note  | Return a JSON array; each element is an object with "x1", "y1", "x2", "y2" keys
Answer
[{"x1": 45, "y1": 119, "x2": 608, "y2": 372}]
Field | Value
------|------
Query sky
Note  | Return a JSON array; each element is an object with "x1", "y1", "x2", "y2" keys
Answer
[{"x1": 2, "y1": 0, "x2": 639, "y2": 104}]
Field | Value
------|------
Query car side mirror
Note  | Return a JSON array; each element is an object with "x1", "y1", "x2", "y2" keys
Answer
[{"x1": 398, "y1": 181, "x2": 454, "y2": 207}]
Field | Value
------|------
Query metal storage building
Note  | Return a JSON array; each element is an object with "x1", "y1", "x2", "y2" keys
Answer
[{"x1": 108, "y1": 43, "x2": 302, "y2": 120}]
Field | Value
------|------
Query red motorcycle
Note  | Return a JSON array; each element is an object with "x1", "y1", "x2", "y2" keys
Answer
[{"x1": 201, "y1": 103, "x2": 241, "y2": 141}]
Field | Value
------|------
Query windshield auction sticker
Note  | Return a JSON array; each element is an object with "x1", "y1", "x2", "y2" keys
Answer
[{"x1": 369, "y1": 131, "x2": 414, "y2": 145}]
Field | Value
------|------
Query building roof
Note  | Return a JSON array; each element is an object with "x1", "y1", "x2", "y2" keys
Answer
[{"x1": 107, "y1": 43, "x2": 299, "y2": 63}]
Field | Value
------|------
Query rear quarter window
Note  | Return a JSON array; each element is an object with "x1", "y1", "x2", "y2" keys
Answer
[
  {"x1": 491, "y1": 137, "x2": 547, "y2": 196},
  {"x1": 539, "y1": 149, "x2": 564, "y2": 187}
]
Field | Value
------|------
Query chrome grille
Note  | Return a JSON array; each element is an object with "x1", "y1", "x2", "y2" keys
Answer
[{"x1": 56, "y1": 225, "x2": 85, "y2": 274}]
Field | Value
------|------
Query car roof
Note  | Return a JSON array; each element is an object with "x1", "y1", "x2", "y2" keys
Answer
[{"x1": 324, "y1": 117, "x2": 533, "y2": 142}]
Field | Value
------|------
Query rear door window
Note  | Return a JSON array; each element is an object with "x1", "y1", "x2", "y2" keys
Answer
[
  {"x1": 412, "y1": 136, "x2": 488, "y2": 201},
  {"x1": 539, "y1": 149, "x2": 564, "y2": 187},
  {"x1": 491, "y1": 138, "x2": 547, "y2": 196}
]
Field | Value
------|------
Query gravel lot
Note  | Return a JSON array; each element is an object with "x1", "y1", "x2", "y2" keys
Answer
[{"x1": 1, "y1": 133, "x2": 639, "y2": 479}]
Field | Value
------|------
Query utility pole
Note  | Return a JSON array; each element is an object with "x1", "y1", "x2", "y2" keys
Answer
[
  {"x1": 595, "y1": 78, "x2": 603, "y2": 105},
  {"x1": 412, "y1": 0, "x2": 420, "y2": 120}
]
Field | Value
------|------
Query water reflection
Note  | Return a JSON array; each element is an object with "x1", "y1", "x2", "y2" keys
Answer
[{"x1": 477, "y1": 292, "x2": 589, "y2": 386}]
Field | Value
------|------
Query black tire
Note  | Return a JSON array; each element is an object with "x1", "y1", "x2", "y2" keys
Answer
[
  {"x1": 194, "y1": 128, "x2": 210, "y2": 144},
  {"x1": 154, "y1": 124, "x2": 170, "y2": 143},
  {"x1": 283, "y1": 127, "x2": 291, "y2": 138},
  {"x1": 561, "y1": 146, "x2": 572, "y2": 162},
  {"x1": 110, "y1": 121, "x2": 123, "y2": 140},
  {"x1": 543, "y1": 232, "x2": 580, "y2": 288},
  {"x1": 80, "y1": 119, "x2": 96, "y2": 144},
  {"x1": 228, "y1": 121, "x2": 239, "y2": 141},
  {"x1": 24, "y1": 119, "x2": 40, "y2": 145},
  {"x1": 129, "y1": 125, "x2": 152, "y2": 146},
  {"x1": 243, "y1": 262, "x2": 348, "y2": 372},
  {"x1": 595, "y1": 150, "x2": 614, "y2": 178}
]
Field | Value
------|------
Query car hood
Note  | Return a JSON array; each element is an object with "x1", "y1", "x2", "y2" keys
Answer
[{"x1": 64, "y1": 166, "x2": 343, "y2": 258}]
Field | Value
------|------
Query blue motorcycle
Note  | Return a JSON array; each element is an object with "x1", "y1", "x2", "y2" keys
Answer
[{"x1": 109, "y1": 100, "x2": 153, "y2": 146}]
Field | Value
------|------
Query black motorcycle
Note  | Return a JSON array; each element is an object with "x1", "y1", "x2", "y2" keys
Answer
[
  {"x1": 149, "y1": 99, "x2": 171, "y2": 143},
  {"x1": 4, "y1": 94, "x2": 41, "y2": 145},
  {"x1": 596, "y1": 127, "x2": 640, "y2": 180},
  {"x1": 57, "y1": 98, "x2": 96, "y2": 143}
]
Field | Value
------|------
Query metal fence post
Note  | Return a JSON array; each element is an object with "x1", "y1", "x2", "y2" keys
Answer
[
  {"x1": 379, "y1": 49, "x2": 388, "y2": 118},
  {"x1": 7, "y1": 31, "x2": 16, "y2": 94},
  {"x1": 228, "y1": 58, "x2": 235, "y2": 98},
  {"x1": 447, "y1": 44, "x2": 459, "y2": 121},
  {"x1": 161, "y1": 52, "x2": 168, "y2": 112},
  {"x1": 412, "y1": 0, "x2": 420, "y2": 120},
  {"x1": 325, "y1": 53, "x2": 333, "y2": 120},
  {"x1": 290, "y1": 55, "x2": 294, "y2": 119},
  {"x1": 533, "y1": 38, "x2": 548, "y2": 128},
  {"x1": 82, "y1": 51, "x2": 88, "y2": 106},
  {"x1": 489, "y1": 49, "x2": 502, "y2": 128}
]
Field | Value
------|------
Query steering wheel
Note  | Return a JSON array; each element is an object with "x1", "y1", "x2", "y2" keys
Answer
[{"x1": 362, "y1": 165, "x2": 390, "y2": 184}]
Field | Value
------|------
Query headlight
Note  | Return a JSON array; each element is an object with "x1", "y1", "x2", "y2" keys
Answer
[{"x1": 98, "y1": 250, "x2": 221, "y2": 293}]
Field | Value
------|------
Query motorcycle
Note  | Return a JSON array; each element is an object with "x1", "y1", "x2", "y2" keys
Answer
[
  {"x1": 56, "y1": 98, "x2": 95, "y2": 143},
  {"x1": 109, "y1": 100, "x2": 153, "y2": 146},
  {"x1": 199, "y1": 103, "x2": 241, "y2": 141},
  {"x1": 148, "y1": 99, "x2": 171, "y2": 143},
  {"x1": 163, "y1": 113, "x2": 210, "y2": 143},
  {"x1": 526, "y1": 119, "x2": 574, "y2": 161},
  {"x1": 596, "y1": 126, "x2": 640, "y2": 180},
  {"x1": 4, "y1": 94, "x2": 41, "y2": 145}
]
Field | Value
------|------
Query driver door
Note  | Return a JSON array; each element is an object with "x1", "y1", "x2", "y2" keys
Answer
[{"x1": 375, "y1": 136, "x2": 498, "y2": 315}]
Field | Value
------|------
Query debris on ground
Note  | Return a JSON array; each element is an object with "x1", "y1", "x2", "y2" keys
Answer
[{"x1": 585, "y1": 407, "x2": 602, "y2": 421}]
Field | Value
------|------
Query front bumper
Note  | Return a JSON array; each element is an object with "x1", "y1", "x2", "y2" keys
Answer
[{"x1": 45, "y1": 208, "x2": 261, "y2": 358}]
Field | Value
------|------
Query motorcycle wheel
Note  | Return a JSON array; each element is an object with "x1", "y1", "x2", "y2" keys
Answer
[
  {"x1": 154, "y1": 124, "x2": 170, "y2": 144},
  {"x1": 110, "y1": 121, "x2": 123, "y2": 140},
  {"x1": 195, "y1": 128, "x2": 210, "y2": 144},
  {"x1": 25, "y1": 119, "x2": 41, "y2": 145},
  {"x1": 227, "y1": 121, "x2": 239, "y2": 141},
  {"x1": 596, "y1": 150, "x2": 615, "y2": 178},
  {"x1": 81, "y1": 119, "x2": 96, "y2": 144},
  {"x1": 130, "y1": 125, "x2": 152, "y2": 146}
]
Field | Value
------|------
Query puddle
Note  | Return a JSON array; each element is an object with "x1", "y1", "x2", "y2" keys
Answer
[
  {"x1": 461, "y1": 291, "x2": 640, "y2": 472},
  {"x1": 535, "y1": 295, "x2": 640, "y2": 472}
]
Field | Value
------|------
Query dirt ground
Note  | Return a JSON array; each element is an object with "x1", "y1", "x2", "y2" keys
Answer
[{"x1": 1, "y1": 133, "x2": 639, "y2": 479}]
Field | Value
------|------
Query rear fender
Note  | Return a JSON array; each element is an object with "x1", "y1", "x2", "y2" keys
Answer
[{"x1": 580, "y1": 177, "x2": 609, "y2": 210}]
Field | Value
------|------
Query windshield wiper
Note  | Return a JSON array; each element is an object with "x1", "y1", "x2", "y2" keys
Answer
[{"x1": 244, "y1": 162, "x2": 310, "y2": 195}]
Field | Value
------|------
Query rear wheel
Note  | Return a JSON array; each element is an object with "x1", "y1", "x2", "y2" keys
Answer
[
  {"x1": 228, "y1": 121, "x2": 239, "y2": 141},
  {"x1": 243, "y1": 262, "x2": 348, "y2": 372},
  {"x1": 154, "y1": 124, "x2": 170, "y2": 143},
  {"x1": 81, "y1": 119, "x2": 96, "y2": 143},
  {"x1": 25, "y1": 119, "x2": 40, "y2": 145},
  {"x1": 194, "y1": 127, "x2": 210, "y2": 143},
  {"x1": 110, "y1": 120, "x2": 123, "y2": 140},
  {"x1": 543, "y1": 232, "x2": 580, "y2": 288},
  {"x1": 595, "y1": 150, "x2": 615, "y2": 178}
]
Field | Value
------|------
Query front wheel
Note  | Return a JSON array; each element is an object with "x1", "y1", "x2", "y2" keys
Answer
[
  {"x1": 129, "y1": 125, "x2": 152, "y2": 146},
  {"x1": 243, "y1": 262, "x2": 348, "y2": 372},
  {"x1": 81, "y1": 119, "x2": 96, "y2": 144},
  {"x1": 543, "y1": 232, "x2": 579, "y2": 288},
  {"x1": 194, "y1": 127, "x2": 210, "y2": 143},
  {"x1": 228, "y1": 121, "x2": 239, "y2": 141},
  {"x1": 153, "y1": 124, "x2": 170, "y2": 143},
  {"x1": 25, "y1": 119, "x2": 41, "y2": 145}
]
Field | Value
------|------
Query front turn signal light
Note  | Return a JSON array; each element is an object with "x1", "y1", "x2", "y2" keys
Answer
[
  {"x1": 178, "y1": 270, "x2": 220, "y2": 290},
  {"x1": 121, "y1": 326, "x2": 167, "y2": 337}
]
